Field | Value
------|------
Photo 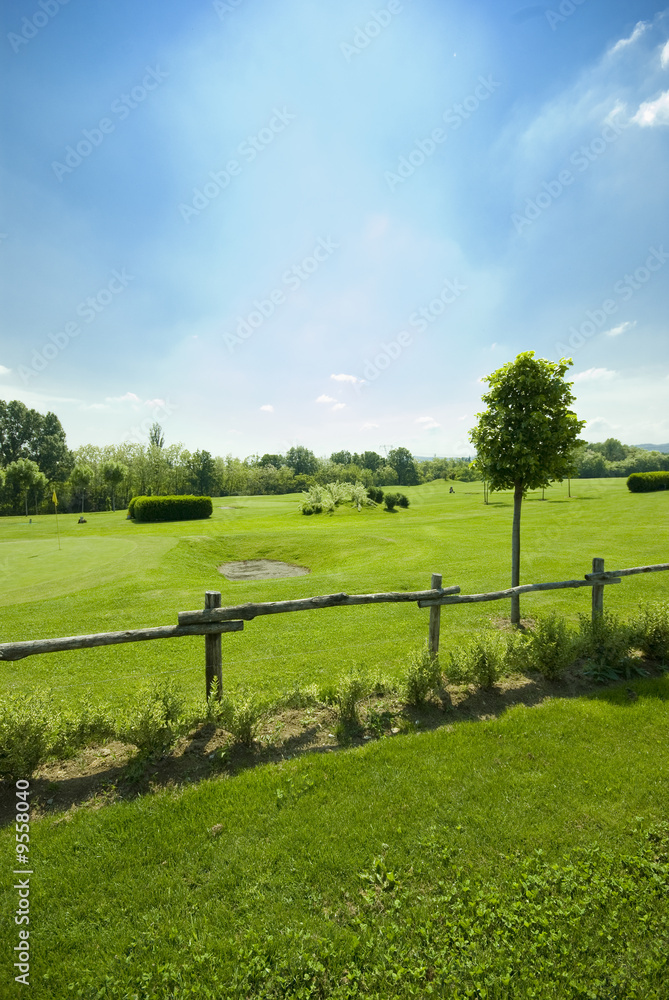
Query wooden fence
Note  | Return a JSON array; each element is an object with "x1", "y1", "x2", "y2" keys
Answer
[{"x1": 0, "y1": 558, "x2": 667, "y2": 698}]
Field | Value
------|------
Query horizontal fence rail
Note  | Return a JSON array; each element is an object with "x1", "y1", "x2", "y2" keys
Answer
[
  {"x1": 0, "y1": 560, "x2": 667, "y2": 697},
  {"x1": 0, "y1": 621, "x2": 244, "y2": 663},
  {"x1": 178, "y1": 586, "x2": 462, "y2": 626}
]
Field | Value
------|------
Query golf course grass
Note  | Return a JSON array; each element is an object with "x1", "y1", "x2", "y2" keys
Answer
[
  {"x1": 1, "y1": 476, "x2": 668, "y2": 997},
  {"x1": 0, "y1": 477, "x2": 667, "y2": 712}
]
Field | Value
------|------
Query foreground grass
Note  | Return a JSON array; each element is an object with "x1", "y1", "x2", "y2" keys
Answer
[
  {"x1": 1, "y1": 676, "x2": 668, "y2": 997},
  {"x1": 1, "y1": 478, "x2": 668, "y2": 714}
]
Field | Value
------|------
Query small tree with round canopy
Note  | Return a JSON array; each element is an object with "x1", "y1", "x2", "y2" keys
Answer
[{"x1": 469, "y1": 352, "x2": 585, "y2": 626}]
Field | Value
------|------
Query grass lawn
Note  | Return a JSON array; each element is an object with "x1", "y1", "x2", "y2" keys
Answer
[
  {"x1": 0, "y1": 676, "x2": 667, "y2": 997},
  {"x1": 0, "y1": 477, "x2": 667, "y2": 712},
  {"x1": 1, "y1": 477, "x2": 668, "y2": 997}
]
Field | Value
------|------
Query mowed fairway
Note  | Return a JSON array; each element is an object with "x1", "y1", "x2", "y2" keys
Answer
[{"x1": 1, "y1": 478, "x2": 667, "y2": 710}]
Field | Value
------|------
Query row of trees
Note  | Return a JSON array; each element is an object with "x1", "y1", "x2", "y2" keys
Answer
[{"x1": 1, "y1": 394, "x2": 667, "y2": 517}]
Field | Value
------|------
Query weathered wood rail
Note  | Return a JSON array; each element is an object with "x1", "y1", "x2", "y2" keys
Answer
[{"x1": 0, "y1": 559, "x2": 666, "y2": 698}]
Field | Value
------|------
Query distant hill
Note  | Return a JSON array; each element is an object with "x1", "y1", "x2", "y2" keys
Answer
[{"x1": 635, "y1": 444, "x2": 669, "y2": 454}]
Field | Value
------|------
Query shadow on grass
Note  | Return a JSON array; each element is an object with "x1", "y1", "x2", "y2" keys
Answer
[{"x1": 2, "y1": 667, "x2": 666, "y2": 829}]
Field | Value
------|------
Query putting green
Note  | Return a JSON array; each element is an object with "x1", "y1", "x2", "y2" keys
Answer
[{"x1": 0, "y1": 536, "x2": 162, "y2": 607}]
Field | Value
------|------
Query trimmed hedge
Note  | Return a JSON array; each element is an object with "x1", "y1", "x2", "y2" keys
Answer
[
  {"x1": 627, "y1": 471, "x2": 669, "y2": 493},
  {"x1": 127, "y1": 496, "x2": 143, "y2": 518},
  {"x1": 133, "y1": 495, "x2": 213, "y2": 522}
]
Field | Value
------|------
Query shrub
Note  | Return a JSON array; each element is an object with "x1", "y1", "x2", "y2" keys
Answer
[
  {"x1": 634, "y1": 601, "x2": 669, "y2": 665},
  {"x1": 627, "y1": 471, "x2": 669, "y2": 493},
  {"x1": 397, "y1": 494, "x2": 410, "y2": 508},
  {"x1": 0, "y1": 692, "x2": 52, "y2": 779},
  {"x1": 520, "y1": 612, "x2": 576, "y2": 680},
  {"x1": 404, "y1": 645, "x2": 442, "y2": 705},
  {"x1": 133, "y1": 495, "x2": 213, "y2": 522},
  {"x1": 447, "y1": 635, "x2": 506, "y2": 689},
  {"x1": 335, "y1": 671, "x2": 368, "y2": 740},
  {"x1": 118, "y1": 682, "x2": 186, "y2": 757},
  {"x1": 575, "y1": 613, "x2": 637, "y2": 682},
  {"x1": 49, "y1": 701, "x2": 115, "y2": 760},
  {"x1": 368, "y1": 487, "x2": 384, "y2": 504},
  {"x1": 208, "y1": 692, "x2": 266, "y2": 747},
  {"x1": 384, "y1": 493, "x2": 400, "y2": 511}
]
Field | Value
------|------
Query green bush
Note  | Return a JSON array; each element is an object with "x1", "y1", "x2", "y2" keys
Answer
[
  {"x1": 335, "y1": 671, "x2": 368, "y2": 740},
  {"x1": 133, "y1": 495, "x2": 213, "y2": 522},
  {"x1": 368, "y1": 487, "x2": 384, "y2": 504},
  {"x1": 448, "y1": 634, "x2": 508, "y2": 689},
  {"x1": 0, "y1": 692, "x2": 52, "y2": 779},
  {"x1": 127, "y1": 495, "x2": 142, "y2": 518},
  {"x1": 634, "y1": 601, "x2": 669, "y2": 665},
  {"x1": 383, "y1": 493, "x2": 400, "y2": 511},
  {"x1": 396, "y1": 493, "x2": 410, "y2": 508},
  {"x1": 117, "y1": 682, "x2": 186, "y2": 757},
  {"x1": 627, "y1": 471, "x2": 669, "y2": 492},
  {"x1": 520, "y1": 612, "x2": 576, "y2": 680},
  {"x1": 404, "y1": 645, "x2": 442, "y2": 705},
  {"x1": 575, "y1": 613, "x2": 637, "y2": 682}
]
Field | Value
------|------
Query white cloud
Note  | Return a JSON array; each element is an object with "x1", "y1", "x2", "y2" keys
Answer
[
  {"x1": 362, "y1": 422, "x2": 379, "y2": 429},
  {"x1": 260, "y1": 404, "x2": 274, "y2": 412},
  {"x1": 662, "y1": 39, "x2": 669, "y2": 69},
  {"x1": 574, "y1": 367, "x2": 617, "y2": 381},
  {"x1": 331, "y1": 373, "x2": 364, "y2": 384},
  {"x1": 632, "y1": 90, "x2": 669, "y2": 126},
  {"x1": 105, "y1": 391, "x2": 141, "y2": 404},
  {"x1": 0, "y1": 365, "x2": 11, "y2": 375},
  {"x1": 416, "y1": 416, "x2": 440, "y2": 429},
  {"x1": 144, "y1": 398, "x2": 166, "y2": 409},
  {"x1": 316, "y1": 394, "x2": 336, "y2": 403},
  {"x1": 80, "y1": 402, "x2": 110, "y2": 411},
  {"x1": 457, "y1": 414, "x2": 468, "y2": 422},
  {"x1": 331, "y1": 403, "x2": 346, "y2": 411},
  {"x1": 609, "y1": 21, "x2": 648, "y2": 56},
  {"x1": 604, "y1": 320, "x2": 636, "y2": 337}
]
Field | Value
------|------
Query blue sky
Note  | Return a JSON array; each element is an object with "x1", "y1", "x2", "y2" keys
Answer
[{"x1": 1, "y1": 0, "x2": 668, "y2": 457}]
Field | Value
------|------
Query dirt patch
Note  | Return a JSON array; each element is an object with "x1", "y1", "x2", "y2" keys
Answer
[{"x1": 218, "y1": 559, "x2": 310, "y2": 580}]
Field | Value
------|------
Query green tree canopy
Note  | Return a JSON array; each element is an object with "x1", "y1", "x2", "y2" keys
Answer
[
  {"x1": 388, "y1": 447, "x2": 419, "y2": 485},
  {"x1": 101, "y1": 460, "x2": 128, "y2": 512},
  {"x1": 285, "y1": 446, "x2": 318, "y2": 476},
  {"x1": 4, "y1": 458, "x2": 43, "y2": 516},
  {"x1": 469, "y1": 352, "x2": 585, "y2": 625}
]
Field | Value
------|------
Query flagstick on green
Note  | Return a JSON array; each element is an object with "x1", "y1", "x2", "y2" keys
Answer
[{"x1": 52, "y1": 490, "x2": 61, "y2": 550}]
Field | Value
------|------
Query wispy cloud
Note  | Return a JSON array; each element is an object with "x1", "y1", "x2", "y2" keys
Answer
[
  {"x1": 609, "y1": 21, "x2": 648, "y2": 56},
  {"x1": 574, "y1": 367, "x2": 617, "y2": 381},
  {"x1": 331, "y1": 373, "x2": 364, "y2": 384},
  {"x1": 662, "y1": 39, "x2": 669, "y2": 69},
  {"x1": 260, "y1": 404, "x2": 274, "y2": 412},
  {"x1": 316, "y1": 394, "x2": 336, "y2": 403},
  {"x1": 332, "y1": 402, "x2": 346, "y2": 412},
  {"x1": 416, "y1": 415, "x2": 440, "y2": 429},
  {"x1": 633, "y1": 90, "x2": 669, "y2": 127},
  {"x1": 0, "y1": 365, "x2": 11, "y2": 376},
  {"x1": 362, "y1": 422, "x2": 379, "y2": 430},
  {"x1": 604, "y1": 320, "x2": 636, "y2": 337},
  {"x1": 105, "y1": 391, "x2": 141, "y2": 404}
]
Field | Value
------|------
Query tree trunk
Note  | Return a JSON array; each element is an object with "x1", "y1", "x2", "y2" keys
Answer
[
  {"x1": 511, "y1": 480, "x2": 523, "y2": 625},
  {"x1": 24, "y1": 492, "x2": 28, "y2": 517},
  {"x1": 111, "y1": 488, "x2": 116, "y2": 513}
]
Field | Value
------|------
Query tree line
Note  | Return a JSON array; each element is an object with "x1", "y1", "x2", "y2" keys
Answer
[{"x1": 0, "y1": 396, "x2": 666, "y2": 516}]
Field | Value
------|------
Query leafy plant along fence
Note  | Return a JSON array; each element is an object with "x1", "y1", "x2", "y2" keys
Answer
[{"x1": 0, "y1": 559, "x2": 667, "y2": 697}]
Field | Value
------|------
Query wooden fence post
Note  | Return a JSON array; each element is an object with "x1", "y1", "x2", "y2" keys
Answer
[
  {"x1": 205, "y1": 591, "x2": 223, "y2": 700},
  {"x1": 428, "y1": 573, "x2": 442, "y2": 657},
  {"x1": 591, "y1": 558, "x2": 605, "y2": 621}
]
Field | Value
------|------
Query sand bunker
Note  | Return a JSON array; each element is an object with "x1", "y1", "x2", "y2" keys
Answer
[{"x1": 218, "y1": 559, "x2": 310, "y2": 581}]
